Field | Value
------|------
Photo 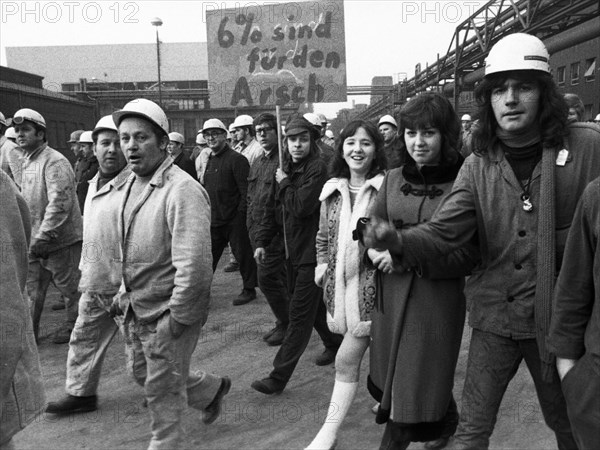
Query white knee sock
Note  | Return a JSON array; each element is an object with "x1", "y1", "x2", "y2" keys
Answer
[{"x1": 305, "y1": 380, "x2": 358, "y2": 450}]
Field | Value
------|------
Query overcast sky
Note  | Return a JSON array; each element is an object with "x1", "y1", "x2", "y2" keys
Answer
[{"x1": 0, "y1": 0, "x2": 487, "y2": 116}]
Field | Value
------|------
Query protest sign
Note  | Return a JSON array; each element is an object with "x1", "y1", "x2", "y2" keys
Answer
[{"x1": 206, "y1": 0, "x2": 347, "y2": 108}]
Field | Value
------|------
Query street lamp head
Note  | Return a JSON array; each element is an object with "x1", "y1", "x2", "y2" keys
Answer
[{"x1": 151, "y1": 17, "x2": 163, "y2": 27}]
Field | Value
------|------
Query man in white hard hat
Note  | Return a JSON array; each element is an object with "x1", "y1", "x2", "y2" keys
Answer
[
  {"x1": 246, "y1": 113, "x2": 290, "y2": 346},
  {"x1": 201, "y1": 118, "x2": 258, "y2": 305},
  {"x1": 13, "y1": 108, "x2": 83, "y2": 344},
  {"x1": 45, "y1": 115, "x2": 131, "y2": 416},
  {"x1": 109, "y1": 99, "x2": 230, "y2": 448},
  {"x1": 364, "y1": 32, "x2": 600, "y2": 450},
  {"x1": 75, "y1": 130, "x2": 99, "y2": 214},
  {"x1": 317, "y1": 112, "x2": 335, "y2": 147},
  {"x1": 304, "y1": 112, "x2": 335, "y2": 167},
  {"x1": 378, "y1": 114, "x2": 407, "y2": 169},
  {"x1": 232, "y1": 114, "x2": 262, "y2": 166},
  {"x1": 167, "y1": 131, "x2": 196, "y2": 179},
  {"x1": 0, "y1": 111, "x2": 24, "y2": 187},
  {"x1": 67, "y1": 129, "x2": 84, "y2": 166},
  {"x1": 459, "y1": 113, "x2": 474, "y2": 158}
]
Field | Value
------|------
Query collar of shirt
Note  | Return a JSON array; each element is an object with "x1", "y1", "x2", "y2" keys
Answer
[{"x1": 24, "y1": 143, "x2": 47, "y2": 160}]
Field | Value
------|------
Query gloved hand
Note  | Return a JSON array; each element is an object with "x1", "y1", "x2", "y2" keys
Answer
[{"x1": 30, "y1": 239, "x2": 52, "y2": 259}]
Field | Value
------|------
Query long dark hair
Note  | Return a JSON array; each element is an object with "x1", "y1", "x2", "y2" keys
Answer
[
  {"x1": 471, "y1": 70, "x2": 569, "y2": 154},
  {"x1": 281, "y1": 131, "x2": 320, "y2": 173},
  {"x1": 330, "y1": 120, "x2": 386, "y2": 179},
  {"x1": 399, "y1": 92, "x2": 461, "y2": 167}
]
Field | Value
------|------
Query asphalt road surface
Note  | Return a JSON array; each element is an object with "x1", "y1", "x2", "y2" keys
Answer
[{"x1": 15, "y1": 259, "x2": 557, "y2": 449}]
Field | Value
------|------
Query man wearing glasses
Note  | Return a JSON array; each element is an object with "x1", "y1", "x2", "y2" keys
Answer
[
  {"x1": 246, "y1": 113, "x2": 290, "y2": 346},
  {"x1": 201, "y1": 118, "x2": 258, "y2": 305}
]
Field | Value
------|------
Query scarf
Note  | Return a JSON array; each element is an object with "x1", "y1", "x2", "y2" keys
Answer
[{"x1": 495, "y1": 126, "x2": 541, "y2": 148}]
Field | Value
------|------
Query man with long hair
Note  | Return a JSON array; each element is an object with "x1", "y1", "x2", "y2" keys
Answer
[{"x1": 363, "y1": 32, "x2": 600, "y2": 449}]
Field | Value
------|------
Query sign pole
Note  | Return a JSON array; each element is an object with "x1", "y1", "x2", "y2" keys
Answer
[{"x1": 275, "y1": 105, "x2": 289, "y2": 260}]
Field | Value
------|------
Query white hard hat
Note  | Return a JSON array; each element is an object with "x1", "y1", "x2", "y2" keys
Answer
[
  {"x1": 13, "y1": 108, "x2": 46, "y2": 129},
  {"x1": 0, "y1": 112, "x2": 6, "y2": 127},
  {"x1": 303, "y1": 113, "x2": 321, "y2": 127},
  {"x1": 168, "y1": 132, "x2": 185, "y2": 144},
  {"x1": 461, "y1": 114, "x2": 472, "y2": 121},
  {"x1": 196, "y1": 132, "x2": 207, "y2": 145},
  {"x1": 113, "y1": 98, "x2": 169, "y2": 137},
  {"x1": 79, "y1": 131, "x2": 94, "y2": 144},
  {"x1": 378, "y1": 114, "x2": 397, "y2": 128},
  {"x1": 485, "y1": 33, "x2": 550, "y2": 76},
  {"x1": 201, "y1": 118, "x2": 227, "y2": 133},
  {"x1": 316, "y1": 113, "x2": 328, "y2": 124},
  {"x1": 232, "y1": 114, "x2": 254, "y2": 128},
  {"x1": 92, "y1": 115, "x2": 118, "y2": 139},
  {"x1": 325, "y1": 129, "x2": 334, "y2": 139},
  {"x1": 5, "y1": 127, "x2": 17, "y2": 139},
  {"x1": 595, "y1": 114, "x2": 600, "y2": 121},
  {"x1": 228, "y1": 123, "x2": 236, "y2": 133}
]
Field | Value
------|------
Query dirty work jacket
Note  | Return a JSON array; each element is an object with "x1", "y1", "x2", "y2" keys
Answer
[
  {"x1": 116, "y1": 157, "x2": 213, "y2": 326},
  {"x1": 19, "y1": 144, "x2": 83, "y2": 252}
]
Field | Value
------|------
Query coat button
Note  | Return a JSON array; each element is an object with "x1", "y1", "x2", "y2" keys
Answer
[
  {"x1": 125, "y1": 287, "x2": 131, "y2": 292},
  {"x1": 507, "y1": 296, "x2": 515, "y2": 302},
  {"x1": 515, "y1": 264, "x2": 522, "y2": 270},
  {"x1": 518, "y1": 230, "x2": 526, "y2": 237}
]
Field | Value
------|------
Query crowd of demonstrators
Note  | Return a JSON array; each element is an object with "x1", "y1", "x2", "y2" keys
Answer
[
  {"x1": 12, "y1": 108, "x2": 83, "y2": 345},
  {"x1": 251, "y1": 116, "x2": 343, "y2": 396},
  {"x1": 200, "y1": 118, "x2": 258, "y2": 305},
  {"x1": 246, "y1": 113, "x2": 290, "y2": 346},
  {"x1": 364, "y1": 33, "x2": 600, "y2": 450},
  {"x1": 377, "y1": 114, "x2": 408, "y2": 169},
  {"x1": 368, "y1": 93, "x2": 479, "y2": 450},
  {"x1": 306, "y1": 120, "x2": 386, "y2": 449},
  {"x1": 74, "y1": 130, "x2": 99, "y2": 214},
  {"x1": 3, "y1": 30, "x2": 600, "y2": 450}
]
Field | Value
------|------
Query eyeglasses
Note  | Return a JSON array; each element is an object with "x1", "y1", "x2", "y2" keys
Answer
[
  {"x1": 255, "y1": 126, "x2": 275, "y2": 135},
  {"x1": 202, "y1": 131, "x2": 225, "y2": 139}
]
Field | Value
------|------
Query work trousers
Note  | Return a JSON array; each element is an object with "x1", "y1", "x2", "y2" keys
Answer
[
  {"x1": 560, "y1": 353, "x2": 600, "y2": 450},
  {"x1": 211, "y1": 217, "x2": 257, "y2": 291},
  {"x1": 453, "y1": 329, "x2": 577, "y2": 450},
  {"x1": 28, "y1": 242, "x2": 82, "y2": 339},
  {"x1": 270, "y1": 263, "x2": 342, "y2": 383},
  {"x1": 255, "y1": 233, "x2": 289, "y2": 328},
  {"x1": 123, "y1": 311, "x2": 221, "y2": 450},
  {"x1": 66, "y1": 292, "x2": 125, "y2": 396}
]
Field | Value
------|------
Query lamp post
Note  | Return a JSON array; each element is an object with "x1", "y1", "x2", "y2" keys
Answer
[{"x1": 151, "y1": 17, "x2": 163, "y2": 107}]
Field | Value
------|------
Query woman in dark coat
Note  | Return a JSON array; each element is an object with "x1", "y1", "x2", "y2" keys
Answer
[{"x1": 366, "y1": 93, "x2": 480, "y2": 450}]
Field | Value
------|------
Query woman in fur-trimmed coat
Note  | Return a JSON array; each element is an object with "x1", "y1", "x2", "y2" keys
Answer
[{"x1": 306, "y1": 120, "x2": 386, "y2": 450}]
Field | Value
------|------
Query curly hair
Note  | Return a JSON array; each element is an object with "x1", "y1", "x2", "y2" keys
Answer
[
  {"x1": 471, "y1": 71, "x2": 569, "y2": 154},
  {"x1": 329, "y1": 120, "x2": 387, "y2": 179},
  {"x1": 399, "y1": 92, "x2": 461, "y2": 166},
  {"x1": 281, "y1": 130, "x2": 321, "y2": 173},
  {"x1": 563, "y1": 93, "x2": 584, "y2": 122}
]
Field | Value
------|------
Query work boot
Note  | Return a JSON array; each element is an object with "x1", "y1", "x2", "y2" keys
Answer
[
  {"x1": 315, "y1": 348, "x2": 337, "y2": 366},
  {"x1": 233, "y1": 288, "x2": 256, "y2": 306},
  {"x1": 223, "y1": 261, "x2": 239, "y2": 272},
  {"x1": 52, "y1": 325, "x2": 73, "y2": 344},
  {"x1": 203, "y1": 377, "x2": 231, "y2": 424},
  {"x1": 46, "y1": 395, "x2": 97, "y2": 414},
  {"x1": 265, "y1": 325, "x2": 286, "y2": 346},
  {"x1": 251, "y1": 377, "x2": 286, "y2": 395}
]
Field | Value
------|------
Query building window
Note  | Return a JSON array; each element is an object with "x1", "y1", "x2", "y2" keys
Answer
[
  {"x1": 584, "y1": 58, "x2": 596, "y2": 82},
  {"x1": 556, "y1": 66, "x2": 565, "y2": 86},
  {"x1": 571, "y1": 62, "x2": 580, "y2": 85}
]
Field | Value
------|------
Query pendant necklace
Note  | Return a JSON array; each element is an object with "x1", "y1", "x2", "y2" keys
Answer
[{"x1": 518, "y1": 159, "x2": 537, "y2": 213}]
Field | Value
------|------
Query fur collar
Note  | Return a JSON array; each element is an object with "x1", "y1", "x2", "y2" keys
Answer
[{"x1": 319, "y1": 174, "x2": 385, "y2": 201}]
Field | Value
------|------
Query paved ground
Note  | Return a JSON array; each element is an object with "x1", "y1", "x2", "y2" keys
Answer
[{"x1": 15, "y1": 259, "x2": 557, "y2": 449}]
